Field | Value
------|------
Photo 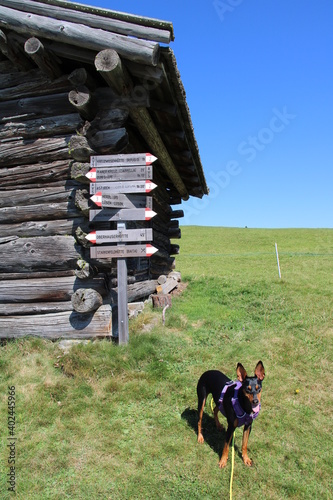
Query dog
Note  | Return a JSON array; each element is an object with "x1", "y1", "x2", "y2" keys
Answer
[{"x1": 197, "y1": 361, "x2": 265, "y2": 468}]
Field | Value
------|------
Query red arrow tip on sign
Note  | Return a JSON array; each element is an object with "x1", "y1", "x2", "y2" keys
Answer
[
  {"x1": 86, "y1": 168, "x2": 96, "y2": 181},
  {"x1": 145, "y1": 181, "x2": 157, "y2": 193},
  {"x1": 145, "y1": 209, "x2": 157, "y2": 221},
  {"x1": 90, "y1": 192, "x2": 102, "y2": 207},
  {"x1": 146, "y1": 153, "x2": 158, "y2": 165},
  {"x1": 146, "y1": 244, "x2": 158, "y2": 257},
  {"x1": 85, "y1": 231, "x2": 96, "y2": 244}
]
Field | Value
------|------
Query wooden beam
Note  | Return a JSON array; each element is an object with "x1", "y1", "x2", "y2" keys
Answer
[
  {"x1": 0, "y1": 5, "x2": 160, "y2": 66},
  {"x1": 0, "y1": 275, "x2": 107, "y2": 303},
  {"x1": 24, "y1": 36, "x2": 62, "y2": 79},
  {"x1": 0, "y1": 29, "x2": 33, "y2": 70},
  {"x1": 95, "y1": 49, "x2": 189, "y2": 200},
  {"x1": 0, "y1": 305, "x2": 112, "y2": 339},
  {"x1": 0, "y1": 0, "x2": 172, "y2": 44}
]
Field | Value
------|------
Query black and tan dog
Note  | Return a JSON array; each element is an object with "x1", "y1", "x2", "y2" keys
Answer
[{"x1": 197, "y1": 361, "x2": 265, "y2": 468}]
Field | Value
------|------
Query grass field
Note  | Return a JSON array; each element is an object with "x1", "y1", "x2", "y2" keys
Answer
[{"x1": 1, "y1": 226, "x2": 332, "y2": 499}]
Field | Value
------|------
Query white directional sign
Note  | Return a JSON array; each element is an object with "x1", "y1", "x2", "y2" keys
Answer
[
  {"x1": 89, "y1": 208, "x2": 156, "y2": 222},
  {"x1": 90, "y1": 193, "x2": 152, "y2": 209},
  {"x1": 86, "y1": 165, "x2": 153, "y2": 182},
  {"x1": 85, "y1": 228, "x2": 153, "y2": 244},
  {"x1": 90, "y1": 152, "x2": 157, "y2": 168},
  {"x1": 90, "y1": 244, "x2": 158, "y2": 259},
  {"x1": 90, "y1": 180, "x2": 157, "y2": 195}
]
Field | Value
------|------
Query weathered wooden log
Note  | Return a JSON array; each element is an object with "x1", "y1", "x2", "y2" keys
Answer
[
  {"x1": 86, "y1": 127, "x2": 128, "y2": 154},
  {"x1": 0, "y1": 305, "x2": 112, "y2": 339},
  {"x1": 0, "y1": 136, "x2": 70, "y2": 166},
  {"x1": 156, "y1": 277, "x2": 178, "y2": 295},
  {"x1": 0, "y1": 270, "x2": 75, "y2": 281},
  {"x1": 170, "y1": 244, "x2": 180, "y2": 255},
  {"x1": 0, "y1": 67, "x2": 40, "y2": 89},
  {"x1": 0, "y1": 160, "x2": 71, "y2": 188},
  {"x1": 0, "y1": 93, "x2": 73, "y2": 122},
  {"x1": 152, "y1": 294, "x2": 172, "y2": 308},
  {"x1": 0, "y1": 275, "x2": 107, "y2": 303},
  {"x1": 71, "y1": 288, "x2": 103, "y2": 313},
  {"x1": 95, "y1": 49, "x2": 188, "y2": 200},
  {"x1": 0, "y1": 184, "x2": 78, "y2": 208},
  {"x1": 0, "y1": 5, "x2": 160, "y2": 66},
  {"x1": 0, "y1": 235, "x2": 85, "y2": 273},
  {"x1": 0, "y1": 113, "x2": 82, "y2": 140},
  {"x1": 0, "y1": 72, "x2": 73, "y2": 100},
  {"x1": 110, "y1": 276, "x2": 136, "y2": 287},
  {"x1": 0, "y1": 301, "x2": 73, "y2": 316},
  {"x1": 0, "y1": 202, "x2": 82, "y2": 224},
  {"x1": 94, "y1": 86, "x2": 149, "y2": 109},
  {"x1": 68, "y1": 67, "x2": 97, "y2": 89},
  {"x1": 89, "y1": 108, "x2": 129, "y2": 131},
  {"x1": 68, "y1": 86, "x2": 95, "y2": 120},
  {"x1": 24, "y1": 36, "x2": 62, "y2": 79},
  {"x1": 0, "y1": 28, "x2": 33, "y2": 70},
  {"x1": 110, "y1": 279, "x2": 158, "y2": 305},
  {"x1": 125, "y1": 60, "x2": 164, "y2": 83},
  {"x1": 45, "y1": 40, "x2": 97, "y2": 65},
  {"x1": 68, "y1": 134, "x2": 95, "y2": 161},
  {"x1": 0, "y1": 0, "x2": 173, "y2": 44}
]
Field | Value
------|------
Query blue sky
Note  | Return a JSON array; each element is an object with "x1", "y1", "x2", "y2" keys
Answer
[{"x1": 79, "y1": 0, "x2": 332, "y2": 228}]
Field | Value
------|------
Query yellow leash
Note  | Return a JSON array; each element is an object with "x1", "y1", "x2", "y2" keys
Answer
[
  {"x1": 210, "y1": 397, "x2": 235, "y2": 500},
  {"x1": 229, "y1": 432, "x2": 235, "y2": 500}
]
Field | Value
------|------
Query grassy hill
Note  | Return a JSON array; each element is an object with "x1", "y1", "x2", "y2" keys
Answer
[{"x1": 1, "y1": 226, "x2": 332, "y2": 499}]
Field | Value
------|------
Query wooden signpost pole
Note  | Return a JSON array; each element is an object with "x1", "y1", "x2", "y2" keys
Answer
[{"x1": 117, "y1": 222, "x2": 129, "y2": 344}]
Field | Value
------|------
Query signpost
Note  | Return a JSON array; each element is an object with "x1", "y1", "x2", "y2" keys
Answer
[
  {"x1": 87, "y1": 152, "x2": 158, "y2": 345},
  {"x1": 86, "y1": 165, "x2": 153, "y2": 182},
  {"x1": 90, "y1": 243, "x2": 158, "y2": 259},
  {"x1": 85, "y1": 228, "x2": 153, "y2": 244},
  {"x1": 90, "y1": 193, "x2": 152, "y2": 209},
  {"x1": 90, "y1": 152, "x2": 157, "y2": 167},
  {"x1": 89, "y1": 180, "x2": 157, "y2": 195},
  {"x1": 89, "y1": 208, "x2": 156, "y2": 222}
]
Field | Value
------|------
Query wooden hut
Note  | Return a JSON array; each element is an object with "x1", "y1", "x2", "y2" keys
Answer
[{"x1": 0, "y1": 0, "x2": 208, "y2": 339}]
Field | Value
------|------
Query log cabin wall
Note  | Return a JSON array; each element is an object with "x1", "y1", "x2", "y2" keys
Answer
[{"x1": 0, "y1": 0, "x2": 208, "y2": 339}]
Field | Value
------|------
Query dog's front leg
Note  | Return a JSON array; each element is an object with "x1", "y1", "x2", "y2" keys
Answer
[
  {"x1": 219, "y1": 425, "x2": 234, "y2": 468},
  {"x1": 241, "y1": 424, "x2": 253, "y2": 466}
]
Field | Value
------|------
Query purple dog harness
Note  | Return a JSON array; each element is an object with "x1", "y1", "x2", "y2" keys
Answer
[{"x1": 218, "y1": 380, "x2": 261, "y2": 427}]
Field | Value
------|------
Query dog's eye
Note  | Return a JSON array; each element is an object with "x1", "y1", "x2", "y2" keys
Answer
[{"x1": 247, "y1": 386, "x2": 252, "y2": 392}]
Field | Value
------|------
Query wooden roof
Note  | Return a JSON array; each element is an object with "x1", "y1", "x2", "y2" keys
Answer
[{"x1": 0, "y1": 0, "x2": 208, "y2": 200}]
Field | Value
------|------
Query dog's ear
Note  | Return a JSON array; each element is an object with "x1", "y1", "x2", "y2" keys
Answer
[
  {"x1": 236, "y1": 363, "x2": 247, "y2": 382},
  {"x1": 255, "y1": 361, "x2": 265, "y2": 381}
]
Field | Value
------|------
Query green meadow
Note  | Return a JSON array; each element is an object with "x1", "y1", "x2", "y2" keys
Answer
[{"x1": 0, "y1": 226, "x2": 332, "y2": 499}]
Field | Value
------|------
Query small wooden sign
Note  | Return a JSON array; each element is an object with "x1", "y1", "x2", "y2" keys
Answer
[
  {"x1": 85, "y1": 228, "x2": 153, "y2": 244},
  {"x1": 90, "y1": 180, "x2": 157, "y2": 195},
  {"x1": 90, "y1": 244, "x2": 158, "y2": 259},
  {"x1": 86, "y1": 165, "x2": 153, "y2": 182},
  {"x1": 90, "y1": 152, "x2": 157, "y2": 168},
  {"x1": 89, "y1": 208, "x2": 156, "y2": 222},
  {"x1": 90, "y1": 193, "x2": 152, "y2": 209}
]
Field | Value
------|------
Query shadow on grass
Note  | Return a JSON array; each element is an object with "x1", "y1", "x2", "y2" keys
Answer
[{"x1": 181, "y1": 407, "x2": 242, "y2": 462}]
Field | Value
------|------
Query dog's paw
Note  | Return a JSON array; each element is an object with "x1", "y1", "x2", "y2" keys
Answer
[
  {"x1": 197, "y1": 433, "x2": 205, "y2": 444},
  {"x1": 242, "y1": 455, "x2": 253, "y2": 467},
  {"x1": 219, "y1": 457, "x2": 228, "y2": 468}
]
